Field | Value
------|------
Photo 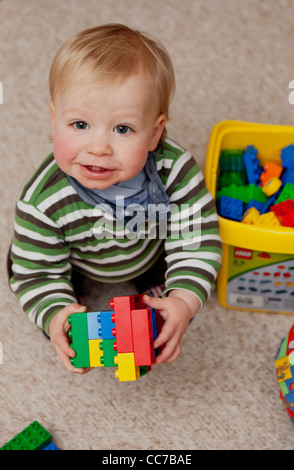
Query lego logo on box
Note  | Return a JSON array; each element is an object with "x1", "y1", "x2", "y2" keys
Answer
[{"x1": 234, "y1": 247, "x2": 253, "y2": 259}]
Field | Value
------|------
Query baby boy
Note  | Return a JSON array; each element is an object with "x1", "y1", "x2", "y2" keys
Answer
[{"x1": 9, "y1": 24, "x2": 222, "y2": 373}]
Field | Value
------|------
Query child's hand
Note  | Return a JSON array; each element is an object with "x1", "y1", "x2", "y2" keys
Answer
[
  {"x1": 143, "y1": 290, "x2": 201, "y2": 365},
  {"x1": 49, "y1": 303, "x2": 93, "y2": 374}
]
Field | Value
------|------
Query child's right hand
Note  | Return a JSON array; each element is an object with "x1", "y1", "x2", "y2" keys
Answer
[{"x1": 49, "y1": 303, "x2": 93, "y2": 374}]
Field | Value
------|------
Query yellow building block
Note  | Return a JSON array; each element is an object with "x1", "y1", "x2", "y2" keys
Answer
[
  {"x1": 89, "y1": 339, "x2": 103, "y2": 367},
  {"x1": 114, "y1": 353, "x2": 140, "y2": 381},
  {"x1": 242, "y1": 207, "x2": 260, "y2": 224},
  {"x1": 262, "y1": 176, "x2": 282, "y2": 196},
  {"x1": 256, "y1": 211, "x2": 281, "y2": 227}
]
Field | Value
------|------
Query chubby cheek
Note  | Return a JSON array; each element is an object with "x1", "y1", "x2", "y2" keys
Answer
[
  {"x1": 52, "y1": 135, "x2": 77, "y2": 170},
  {"x1": 122, "y1": 145, "x2": 149, "y2": 177}
]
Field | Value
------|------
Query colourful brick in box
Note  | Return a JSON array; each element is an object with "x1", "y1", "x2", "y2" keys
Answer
[{"x1": 205, "y1": 120, "x2": 294, "y2": 314}]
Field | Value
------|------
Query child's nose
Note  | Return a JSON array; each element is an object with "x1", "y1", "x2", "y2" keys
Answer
[{"x1": 86, "y1": 132, "x2": 112, "y2": 156}]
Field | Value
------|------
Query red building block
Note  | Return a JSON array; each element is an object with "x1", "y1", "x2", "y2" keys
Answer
[
  {"x1": 281, "y1": 212, "x2": 294, "y2": 228},
  {"x1": 271, "y1": 199, "x2": 294, "y2": 227},
  {"x1": 131, "y1": 308, "x2": 154, "y2": 366},
  {"x1": 110, "y1": 296, "x2": 134, "y2": 353},
  {"x1": 271, "y1": 199, "x2": 294, "y2": 217}
]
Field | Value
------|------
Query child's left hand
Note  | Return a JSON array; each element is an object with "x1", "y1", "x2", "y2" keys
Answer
[{"x1": 143, "y1": 290, "x2": 201, "y2": 364}]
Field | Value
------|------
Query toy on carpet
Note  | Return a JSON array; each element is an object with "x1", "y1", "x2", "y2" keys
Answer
[
  {"x1": 0, "y1": 421, "x2": 59, "y2": 450},
  {"x1": 275, "y1": 324, "x2": 294, "y2": 423},
  {"x1": 68, "y1": 294, "x2": 164, "y2": 381}
]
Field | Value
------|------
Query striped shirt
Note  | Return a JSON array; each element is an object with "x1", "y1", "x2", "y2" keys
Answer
[{"x1": 9, "y1": 138, "x2": 222, "y2": 335}]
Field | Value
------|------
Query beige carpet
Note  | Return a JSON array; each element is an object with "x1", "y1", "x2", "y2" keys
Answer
[{"x1": 1, "y1": 0, "x2": 294, "y2": 450}]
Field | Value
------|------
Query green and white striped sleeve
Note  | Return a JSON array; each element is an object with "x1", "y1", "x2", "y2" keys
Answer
[
  {"x1": 159, "y1": 139, "x2": 222, "y2": 307},
  {"x1": 10, "y1": 198, "x2": 76, "y2": 335}
]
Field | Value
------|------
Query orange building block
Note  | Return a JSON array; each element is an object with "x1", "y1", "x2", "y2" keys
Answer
[{"x1": 259, "y1": 161, "x2": 283, "y2": 186}]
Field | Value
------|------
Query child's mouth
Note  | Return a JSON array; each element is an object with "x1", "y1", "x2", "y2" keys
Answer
[
  {"x1": 87, "y1": 165, "x2": 107, "y2": 172},
  {"x1": 80, "y1": 164, "x2": 115, "y2": 179}
]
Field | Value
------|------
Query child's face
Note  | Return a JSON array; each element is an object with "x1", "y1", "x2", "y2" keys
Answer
[{"x1": 49, "y1": 72, "x2": 166, "y2": 190}]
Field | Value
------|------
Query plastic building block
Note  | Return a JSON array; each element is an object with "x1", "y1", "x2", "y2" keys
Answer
[
  {"x1": 218, "y1": 195, "x2": 243, "y2": 221},
  {"x1": 259, "y1": 192, "x2": 280, "y2": 214},
  {"x1": 243, "y1": 145, "x2": 262, "y2": 185},
  {"x1": 131, "y1": 308, "x2": 154, "y2": 366},
  {"x1": 281, "y1": 212, "x2": 294, "y2": 228},
  {"x1": 87, "y1": 311, "x2": 102, "y2": 340},
  {"x1": 98, "y1": 310, "x2": 116, "y2": 339},
  {"x1": 281, "y1": 144, "x2": 294, "y2": 169},
  {"x1": 260, "y1": 161, "x2": 283, "y2": 186},
  {"x1": 217, "y1": 184, "x2": 267, "y2": 204},
  {"x1": 256, "y1": 212, "x2": 281, "y2": 227},
  {"x1": 271, "y1": 199, "x2": 294, "y2": 217},
  {"x1": 218, "y1": 171, "x2": 246, "y2": 189},
  {"x1": 244, "y1": 199, "x2": 265, "y2": 213},
  {"x1": 110, "y1": 296, "x2": 134, "y2": 353},
  {"x1": 246, "y1": 185, "x2": 268, "y2": 203},
  {"x1": 68, "y1": 294, "x2": 163, "y2": 381},
  {"x1": 276, "y1": 183, "x2": 294, "y2": 204},
  {"x1": 282, "y1": 168, "x2": 294, "y2": 185},
  {"x1": 1, "y1": 421, "x2": 52, "y2": 450},
  {"x1": 242, "y1": 207, "x2": 260, "y2": 224},
  {"x1": 262, "y1": 176, "x2": 282, "y2": 197},
  {"x1": 99, "y1": 339, "x2": 116, "y2": 367},
  {"x1": 216, "y1": 143, "x2": 294, "y2": 229},
  {"x1": 219, "y1": 149, "x2": 245, "y2": 172},
  {"x1": 114, "y1": 352, "x2": 140, "y2": 381},
  {"x1": 43, "y1": 442, "x2": 60, "y2": 450},
  {"x1": 89, "y1": 339, "x2": 103, "y2": 367},
  {"x1": 68, "y1": 312, "x2": 90, "y2": 368}
]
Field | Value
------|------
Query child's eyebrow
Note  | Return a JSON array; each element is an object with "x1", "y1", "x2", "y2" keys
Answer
[{"x1": 62, "y1": 107, "x2": 84, "y2": 115}]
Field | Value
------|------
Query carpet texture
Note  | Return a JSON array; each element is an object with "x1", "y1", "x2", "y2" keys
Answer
[{"x1": 1, "y1": 0, "x2": 294, "y2": 450}]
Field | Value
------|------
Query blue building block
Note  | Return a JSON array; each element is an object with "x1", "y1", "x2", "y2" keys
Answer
[
  {"x1": 43, "y1": 442, "x2": 60, "y2": 450},
  {"x1": 151, "y1": 307, "x2": 160, "y2": 358},
  {"x1": 281, "y1": 144, "x2": 294, "y2": 169},
  {"x1": 98, "y1": 310, "x2": 115, "y2": 339},
  {"x1": 282, "y1": 168, "x2": 294, "y2": 185},
  {"x1": 244, "y1": 199, "x2": 265, "y2": 213},
  {"x1": 87, "y1": 311, "x2": 102, "y2": 340},
  {"x1": 218, "y1": 195, "x2": 243, "y2": 221},
  {"x1": 243, "y1": 145, "x2": 263, "y2": 185}
]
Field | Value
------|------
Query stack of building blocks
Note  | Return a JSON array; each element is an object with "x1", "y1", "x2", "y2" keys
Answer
[
  {"x1": 0, "y1": 421, "x2": 59, "y2": 450},
  {"x1": 216, "y1": 144, "x2": 294, "y2": 228},
  {"x1": 68, "y1": 294, "x2": 163, "y2": 381},
  {"x1": 275, "y1": 324, "x2": 294, "y2": 423}
]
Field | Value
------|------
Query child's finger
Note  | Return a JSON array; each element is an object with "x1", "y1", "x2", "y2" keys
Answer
[
  {"x1": 143, "y1": 294, "x2": 166, "y2": 310},
  {"x1": 153, "y1": 323, "x2": 172, "y2": 349},
  {"x1": 155, "y1": 340, "x2": 181, "y2": 365}
]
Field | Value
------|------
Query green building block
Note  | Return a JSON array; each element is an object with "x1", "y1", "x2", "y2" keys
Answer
[
  {"x1": 218, "y1": 171, "x2": 246, "y2": 189},
  {"x1": 220, "y1": 149, "x2": 245, "y2": 172},
  {"x1": 1, "y1": 421, "x2": 52, "y2": 450},
  {"x1": 99, "y1": 339, "x2": 116, "y2": 367},
  {"x1": 216, "y1": 183, "x2": 267, "y2": 204},
  {"x1": 139, "y1": 366, "x2": 150, "y2": 377},
  {"x1": 68, "y1": 312, "x2": 90, "y2": 368},
  {"x1": 276, "y1": 183, "x2": 294, "y2": 204}
]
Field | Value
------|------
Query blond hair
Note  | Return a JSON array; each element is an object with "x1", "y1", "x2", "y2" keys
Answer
[{"x1": 49, "y1": 24, "x2": 175, "y2": 126}]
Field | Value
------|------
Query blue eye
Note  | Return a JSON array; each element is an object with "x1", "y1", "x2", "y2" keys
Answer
[
  {"x1": 115, "y1": 125, "x2": 131, "y2": 135},
  {"x1": 73, "y1": 121, "x2": 88, "y2": 130}
]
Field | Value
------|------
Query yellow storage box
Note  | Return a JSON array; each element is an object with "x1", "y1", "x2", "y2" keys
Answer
[{"x1": 205, "y1": 120, "x2": 294, "y2": 314}]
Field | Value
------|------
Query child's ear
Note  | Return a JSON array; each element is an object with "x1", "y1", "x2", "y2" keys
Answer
[
  {"x1": 49, "y1": 102, "x2": 55, "y2": 139},
  {"x1": 149, "y1": 113, "x2": 167, "y2": 151}
]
